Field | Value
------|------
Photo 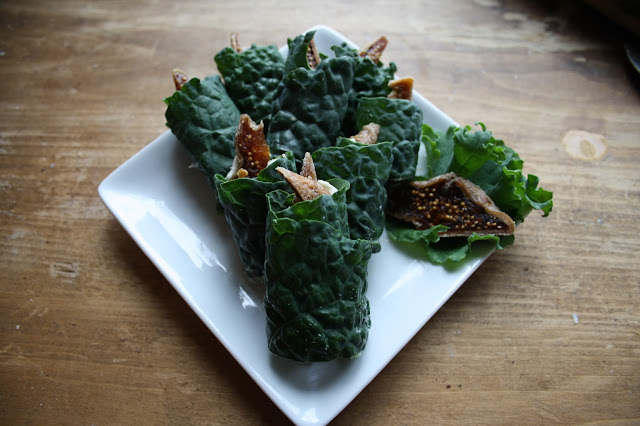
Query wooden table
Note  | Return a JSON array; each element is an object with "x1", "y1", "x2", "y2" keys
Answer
[{"x1": 2, "y1": 1, "x2": 639, "y2": 424}]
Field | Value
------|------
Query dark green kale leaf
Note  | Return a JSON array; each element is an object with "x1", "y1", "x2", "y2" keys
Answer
[
  {"x1": 214, "y1": 44, "x2": 285, "y2": 123},
  {"x1": 267, "y1": 56, "x2": 355, "y2": 162},
  {"x1": 214, "y1": 152, "x2": 296, "y2": 278},
  {"x1": 272, "y1": 181, "x2": 350, "y2": 237},
  {"x1": 264, "y1": 181, "x2": 373, "y2": 362},
  {"x1": 332, "y1": 43, "x2": 398, "y2": 137},
  {"x1": 283, "y1": 31, "x2": 316, "y2": 74},
  {"x1": 355, "y1": 97, "x2": 423, "y2": 181},
  {"x1": 311, "y1": 137, "x2": 394, "y2": 250},
  {"x1": 164, "y1": 75, "x2": 240, "y2": 183}
]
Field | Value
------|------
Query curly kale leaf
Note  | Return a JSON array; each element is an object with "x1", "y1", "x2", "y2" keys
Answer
[
  {"x1": 421, "y1": 123, "x2": 554, "y2": 222},
  {"x1": 214, "y1": 152, "x2": 296, "y2": 278},
  {"x1": 264, "y1": 181, "x2": 373, "y2": 362},
  {"x1": 267, "y1": 56, "x2": 354, "y2": 162},
  {"x1": 272, "y1": 179, "x2": 351, "y2": 237},
  {"x1": 332, "y1": 43, "x2": 398, "y2": 137},
  {"x1": 311, "y1": 138, "x2": 394, "y2": 249},
  {"x1": 386, "y1": 217, "x2": 514, "y2": 264},
  {"x1": 164, "y1": 75, "x2": 240, "y2": 181},
  {"x1": 355, "y1": 97, "x2": 423, "y2": 181},
  {"x1": 386, "y1": 123, "x2": 553, "y2": 264},
  {"x1": 214, "y1": 44, "x2": 285, "y2": 123}
]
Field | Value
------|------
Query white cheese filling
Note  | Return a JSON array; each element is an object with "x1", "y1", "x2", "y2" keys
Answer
[
  {"x1": 225, "y1": 155, "x2": 242, "y2": 180},
  {"x1": 318, "y1": 180, "x2": 338, "y2": 195}
]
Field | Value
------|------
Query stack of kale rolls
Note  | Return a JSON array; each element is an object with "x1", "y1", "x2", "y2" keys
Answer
[{"x1": 164, "y1": 30, "x2": 421, "y2": 362}]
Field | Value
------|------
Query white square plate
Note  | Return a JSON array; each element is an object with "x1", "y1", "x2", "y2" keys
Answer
[{"x1": 98, "y1": 25, "x2": 493, "y2": 425}]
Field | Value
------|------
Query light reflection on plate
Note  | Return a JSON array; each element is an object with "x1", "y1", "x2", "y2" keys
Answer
[{"x1": 98, "y1": 25, "x2": 491, "y2": 426}]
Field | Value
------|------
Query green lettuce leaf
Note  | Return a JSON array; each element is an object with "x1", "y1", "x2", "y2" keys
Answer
[
  {"x1": 264, "y1": 180, "x2": 373, "y2": 362},
  {"x1": 311, "y1": 138, "x2": 394, "y2": 250},
  {"x1": 214, "y1": 152, "x2": 296, "y2": 278},
  {"x1": 387, "y1": 123, "x2": 552, "y2": 264},
  {"x1": 387, "y1": 217, "x2": 514, "y2": 264},
  {"x1": 214, "y1": 44, "x2": 285, "y2": 123},
  {"x1": 424, "y1": 122, "x2": 500, "y2": 179},
  {"x1": 422, "y1": 124, "x2": 453, "y2": 178},
  {"x1": 355, "y1": 97, "x2": 423, "y2": 181},
  {"x1": 421, "y1": 123, "x2": 553, "y2": 222},
  {"x1": 164, "y1": 75, "x2": 240, "y2": 181}
]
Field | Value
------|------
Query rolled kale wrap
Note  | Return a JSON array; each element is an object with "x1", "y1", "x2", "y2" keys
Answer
[
  {"x1": 264, "y1": 179, "x2": 373, "y2": 362},
  {"x1": 311, "y1": 137, "x2": 394, "y2": 251},
  {"x1": 267, "y1": 32, "x2": 354, "y2": 162},
  {"x1": 214, "y1": 152, "x2": 296, "y2": 279},
  {"x1": 214, "y1": 42, "x2": 285, "y2": 124},
  {"x1": 331, "y1": 42, "x2": 397, "y2": 137},
  {"x1": 164, "y1": 75, "x2": 240, "y2": 187},
  {"x1": 355, "y1": 96, "x2": 423, "y2": 182}
]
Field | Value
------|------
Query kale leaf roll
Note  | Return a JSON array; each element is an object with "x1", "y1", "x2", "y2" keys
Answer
[
  {"x1": 264, "y1": 162, "x2": 373, "y2": 362},
  {"x1": 331, "y1": 37, "x2": 398, "y2": 137},
  {"x1": 214, "y1": 114, "x2": 296, "y2": 278},
  {"x1": 214, "y1": 34, "x2": 285, "y2": 124},
  {"x1": 164, "y1": 75, "x2": 240, "y2": 186},
  {"x1": 356, "y1": 96, "x2": 423, "y2": 182},
  {"x1": 311, "y1": 125, "x2": 394, "y2": 251},
  {"x1": 267, "y1": 31, "x2": 354, "y2": 162}
]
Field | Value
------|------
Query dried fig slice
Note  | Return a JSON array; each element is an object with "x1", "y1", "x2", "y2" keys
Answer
[
  {"x1": 359, "y1": 36, "x2": 388, "y2": 64},
  {"x1": 276, "y1": 166, "x2": 333, "y2": 202},
  {"x1": 350, "y1": 123, "x2": 380, "y2": 145},
  {"x1": 307, "y1": 38, "x2": 321, "y2": 69},
  {"x1": 228, "y1": 114, "x2": 271, "y2": 179},
  {"x1": 277, "y1": 154, "x2": 337, "y2": 203},
  {"x1": 172, "y1": 68, "x2": 189, "y2": 90},
  {"x1": 300, "y1": 152, "x2": 318, "y2": 181},
  {"x1": 388, "y1": 77, "x2": 414, "y2": 100},
  {"x1": 230, "y1": 32, "x2": 242, "y2": 53},
  {"x1": 386, "y1": 172, "x2": 515, "y2": 237}
]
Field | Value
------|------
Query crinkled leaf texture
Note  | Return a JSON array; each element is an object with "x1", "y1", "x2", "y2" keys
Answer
[
  {"x1": 386, "y1": 123, "x2": 552, "y2": 264},
  {"x1": 164, "y1": 75, "x2": 240, "y2": 182},
  {"x1": 214, "y1": 153, "x2": 296, "y2": 279},
  {"x1": 267, "y1": 55, "x2": 354, "y2": 162},
  {"x1": 423, "y1": 123, "x2": 553, "y2": 222},
  {"x1": 387, "y1": 218, "x2": 515, "y2": 264},
  {"x1": 332, "y1": 43, "x2": 398, "y2": 137},
  {"x1": 283, "y1": 31, "x2": 316, "y2": 74},
  {"x1": 214, "y1": 44, "x2": 285, "y2": 124},
  {"x1": 264, "y1": 180, "x2": 373, "y2": 362},
  {"x1": 312, "y1": 138, "x2": 394, "y2": 251},
  {"x1": 355, "y1": 97, "x2": 423, "y2": 181}
]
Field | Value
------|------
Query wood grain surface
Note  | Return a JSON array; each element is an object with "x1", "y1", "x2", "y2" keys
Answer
[{"x1": 1, "y1": 0, "x2": 639, "y2": 424}]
